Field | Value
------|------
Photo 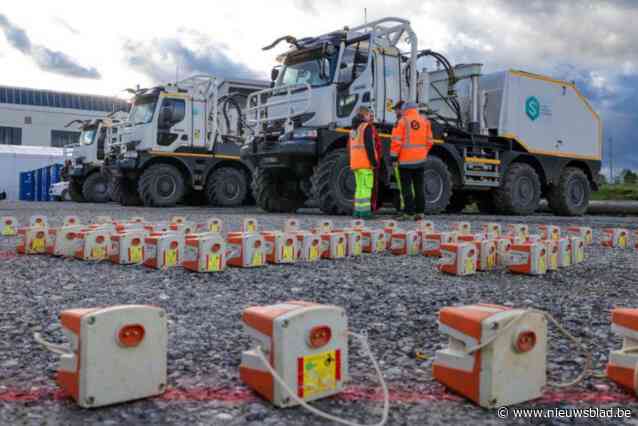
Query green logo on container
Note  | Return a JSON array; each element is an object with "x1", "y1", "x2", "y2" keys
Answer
[{"x1": 525, "y1": 96, "x2": 540, "y2": 121}]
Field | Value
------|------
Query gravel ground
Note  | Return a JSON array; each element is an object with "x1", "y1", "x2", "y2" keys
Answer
[{"x1": 1, "y1": 201, "x2": 638, "y2": 426}]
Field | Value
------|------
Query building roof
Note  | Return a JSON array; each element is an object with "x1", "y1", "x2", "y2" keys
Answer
[{"x1": 0, "y1": 85, "x2": 129, "y2": 113}]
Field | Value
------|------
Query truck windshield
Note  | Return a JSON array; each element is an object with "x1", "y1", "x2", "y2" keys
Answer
[
  {"x1": 278, "y1": 49, "x2": 336, "y2": 88},
  {"x1": 79, "y1": 128, "x2": 97, "y2": 145},
  {"x1": 129, "y1": 95, "x2": 158, "y2": 125}
]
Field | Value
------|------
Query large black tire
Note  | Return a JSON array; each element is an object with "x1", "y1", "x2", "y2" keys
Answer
[
  {"x1": 493, "y1": 163, "x2": 541, "y2": 215},
  {"x1": 138, "y1": 164, "x2": 186, "y2": 207},
  {"x1": 312, "y1": 148, "x2": 354, "y2": 215},
  {"x1": 206, "y1": 167, "x2": 248, "y2": 207},
  {"x1": 82, "y1": 172, "x2": 110, "y2": 203},
  {"x1": 113, "y1": 177, "x2": 142, "y2": 206},
  {"x1": 253, "y1": 168, "x2": 306, "y2": 213},
  {"x1": 446, "y1": 191, "x2": 469, "y2": 213},
  {"x1": 68, "y1": 179, "x2": 85, "y2": 202},
  {"x1": 108, "y1": 178, "x2": 121, "y2": 202},
  {"x1": 547, "y1": 167, "x2": 591, "y2": 216},
  {"x1": 422, "y1": 156, "x2": 453, "y2": 214}
]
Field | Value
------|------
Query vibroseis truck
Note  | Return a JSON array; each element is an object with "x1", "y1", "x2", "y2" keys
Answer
[
  {"x1": 241, "y1": 17, "x2": 602, "y2": 216},
  {"x1": 64, "y1": 111, "x2": 129, "y2": 203},
  {"x1": 107, "y1": 75, "x2": 268, "y2": 207}
]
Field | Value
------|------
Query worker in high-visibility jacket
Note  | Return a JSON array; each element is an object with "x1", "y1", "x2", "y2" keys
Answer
[
  {"x1": 390, "y1": 102, "x2": 434, "y2": 220},
  {"x1": 349, "y1": 106, "x2": 377, "y2": 218}
]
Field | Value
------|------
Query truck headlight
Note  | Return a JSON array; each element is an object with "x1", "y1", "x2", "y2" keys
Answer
[{"x1": 292, "y1": 128, "x2": 318, "y2": 139}]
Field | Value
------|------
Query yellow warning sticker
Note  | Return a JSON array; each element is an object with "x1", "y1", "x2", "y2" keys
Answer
[
  {"x1": 465, "y1": 257, "x2": 475, "y2": 274},
  {"x1": 251, "y1": 251, "x2": 263, "y2": 266},
  {"x1": 209, "y1": 223, "x2": 221, "y2": 233},
  {"x1": 575, "y1": 248, "x2": 584, "y2": 263},
  {"x1": 245, "y1": 222, "x2": 256, "y2": 233},
  {"x1": 283, "y1": 245, "x2": 294, "y2": 262},
  {"x1": 336, "y1": 242, "x2": 345, "y2": 258},
  {"x1": 376, "y1": 239, "x2": 385, "y2": 252},
  {"x1": 309, "y1": 245, "x2": 319, "y2": 261},
  {"x1": 130, "y1": 246, "x2": 143, "y2": 263},
  {"x1": 538, "y1": 254, "x2": 546, "y2": 272},
  {"x1": 619, "y1": 235, "x2": 627, "y2": 248},
  {"x1": 2, "y1": 225, "x2": 15, "y2": 236},
  {"x1": 31, "y1": 238, "x2": 46, "y2": 253},
  {"x1": 299, "y1": 350, "x2": 338, "y2": 398},
  {"x1": 165, "y1": 249, "x2": 178, "y2": 267},
  {"x1": 352, "y1": 241, "x2": 362, "y2": 256},
  {"x1": 207, "y1": 254, "x2": 221, "y2": 271},
  {"x1": 486, "y1": 253, "x2": 496, "y2": 269},
  {"x1": 91, "y1": 246, "x2": 106, "y2": 260}
]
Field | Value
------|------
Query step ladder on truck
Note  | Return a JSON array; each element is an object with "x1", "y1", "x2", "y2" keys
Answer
[
  {"x1": 106, "y1": 75, "x2": 269, "y2": 207},
  {"x1": 241, "y1": 17, "x2": 602, "y2": 216}
]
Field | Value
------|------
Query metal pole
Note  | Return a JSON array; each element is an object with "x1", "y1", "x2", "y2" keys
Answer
[{"x1": 609, "y1": 137, "x2": 613, "y2": 184}]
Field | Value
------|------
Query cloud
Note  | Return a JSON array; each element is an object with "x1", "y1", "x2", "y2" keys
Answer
[
  {"x1": 122, "y1": 32, "x2": 261, "y2": 84},
  {"x1": 292, "y1": 0, "x2": 320, "y2": 15},
  {"x1": 0, "y1": 13, "x2": 31, "y2": 53},
  {"x1": 53, "y1": 17, "x2": 80, "y2": 35},
  {"x1": 416, "y1": 0, "x2": 638, "y2": 169},
  {"x1": 0, "y1": 13, "x2": 100, "y2": 79}
]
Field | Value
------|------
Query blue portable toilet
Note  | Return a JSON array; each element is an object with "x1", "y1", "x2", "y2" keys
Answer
[
  {"x1": 35, "y1": 168, "x2": 43, "y2": 201},
  {"x1": 19, "y1": 171, "x2": 35, "y2": 201},
  {"x1": 41, "y1": 166, "x2": 51, "y2": 201},
  {"x1": 50, "y1": 164, "x2": 63, "y2": 185}
]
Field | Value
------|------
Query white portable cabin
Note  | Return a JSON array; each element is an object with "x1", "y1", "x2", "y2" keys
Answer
[{"x1": 0, "y1": 145, "x2": 67, "y2": 201}]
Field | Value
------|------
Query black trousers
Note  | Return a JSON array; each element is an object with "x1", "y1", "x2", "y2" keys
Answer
[{"x1": 399, "y1": 167, "x2": 425, "y2": 215}]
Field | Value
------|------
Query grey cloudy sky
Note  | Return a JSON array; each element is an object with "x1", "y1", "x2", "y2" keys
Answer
[{"x1": 0, "y1": 0, "x2": 635, "y2": 169}]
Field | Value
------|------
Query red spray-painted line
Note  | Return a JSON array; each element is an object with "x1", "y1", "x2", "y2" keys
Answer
[{"x1": 1, "y1": 385, "x2": 636, "y2": 405}]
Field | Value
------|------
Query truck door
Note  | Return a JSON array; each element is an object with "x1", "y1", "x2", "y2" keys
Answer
[
  {"x1": 374, "y1": 49, "x2": 402, "y2": 127},
  {"x1": 156, "y1": 96, "x2": 191, "y2": 152},
  {"x1": 334, "y1": 38, "x2": 372, "y2": 128}
]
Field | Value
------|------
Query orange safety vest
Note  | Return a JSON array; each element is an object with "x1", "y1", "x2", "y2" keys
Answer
[
  {"x1": 390, "y1": 108, "x2": 433, "y2": 167},
  {"x1": 349, "y1": 122, "x2": 373, "y2": 170}
]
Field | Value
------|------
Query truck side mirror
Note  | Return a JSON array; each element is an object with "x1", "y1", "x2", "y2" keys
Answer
[{"x1": 270, "y1": 67, "x2": 279, "y2": 82}]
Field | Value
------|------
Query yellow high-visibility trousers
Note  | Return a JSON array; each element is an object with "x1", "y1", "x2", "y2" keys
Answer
[{"x1": 353, "y1": 168, "x2": 373, "y2": 218}]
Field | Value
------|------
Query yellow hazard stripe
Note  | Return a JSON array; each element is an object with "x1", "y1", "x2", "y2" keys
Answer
[
  {"x1": 501, "y1": 133, "x2": 600, "y2": 161},
  {"x1": 464, "y1": 157, "x2": 501, "y2": 165},
  {"x1": 148, "y1": 150, "x2": 240, "y2": 160}
]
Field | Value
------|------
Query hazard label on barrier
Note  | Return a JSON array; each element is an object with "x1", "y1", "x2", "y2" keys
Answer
[
  {"x1": 130, "y1": 246, "x2": 143, "y2": 263},
  {"x1": 32, "y1": 238, "x2": 46, "y2": 252},
  {"x1": 337, "y1": 242, "x2": 346, "y2": 258},
  {"x1": 91, "y1": 246, "x2": 106, "y2": 260},
  {"x1": 465, "y1": 257, "x2": 476, "y2": 274},
  {"x1": 297, "y1": 350, "x2": 340, "y2": 398},
  {"x1": 251, "y1": 251, "x2": 263, "y2": 266},
  {"x1": 165, "y1": 249, "x2": 178, "y2": 267},
  {"x1": 309, "y1": 245, "x2": 320, "y2": 261},
  {"x1": 283, "y1": 245, "x2": 294, "y2": 262},
  {"x1": 207, "y1": 254, "x2": 222, "y2": 271}
]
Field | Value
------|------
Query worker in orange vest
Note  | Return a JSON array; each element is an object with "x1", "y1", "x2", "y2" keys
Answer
[
  {"x1": 390, "y1": 102, "x2": 434, "y2": 220},
  {"x1": 349, "y1": 106, "x2": 377, "y2": 218}
]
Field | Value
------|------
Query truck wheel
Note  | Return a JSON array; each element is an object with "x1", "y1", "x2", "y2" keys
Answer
[
  {"x1": 446, "y1": 191, "x2": 469, "y2": 213},
  {"x1": 547, "y1": 167, "x2": 590, "y2": 216},
  {"x1": 206, "y1": 167, "x2": 248, "y2": 207},
  {"x1": 82, "y1": 172, "x2": 110, "y2": 203},
  {"x1": 138, "y1": 164, "x2": 186, "y2": 207},
  {"x1": 69, "y1": 179, "x2": 86, "y2": 202},
  {"x1": 422, "y1": 156, "x2": 453, "y2": 214},
  {"x1": 113, "y1": 177, "x2": 142, "y2": 206},
  {"x1": 493, "y1": 163, "x2": 541, "y2": 215},
  {"x1": 253, "y1": 168, "x2": 306, "y2": 213},
  {"x1": 313, "y1": 148, "x2": 354, "y2": 215}
]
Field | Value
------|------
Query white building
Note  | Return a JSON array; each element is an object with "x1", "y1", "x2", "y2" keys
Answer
[{"x1": 0, "y1": 85, "x2": 129, "y2": 148}]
